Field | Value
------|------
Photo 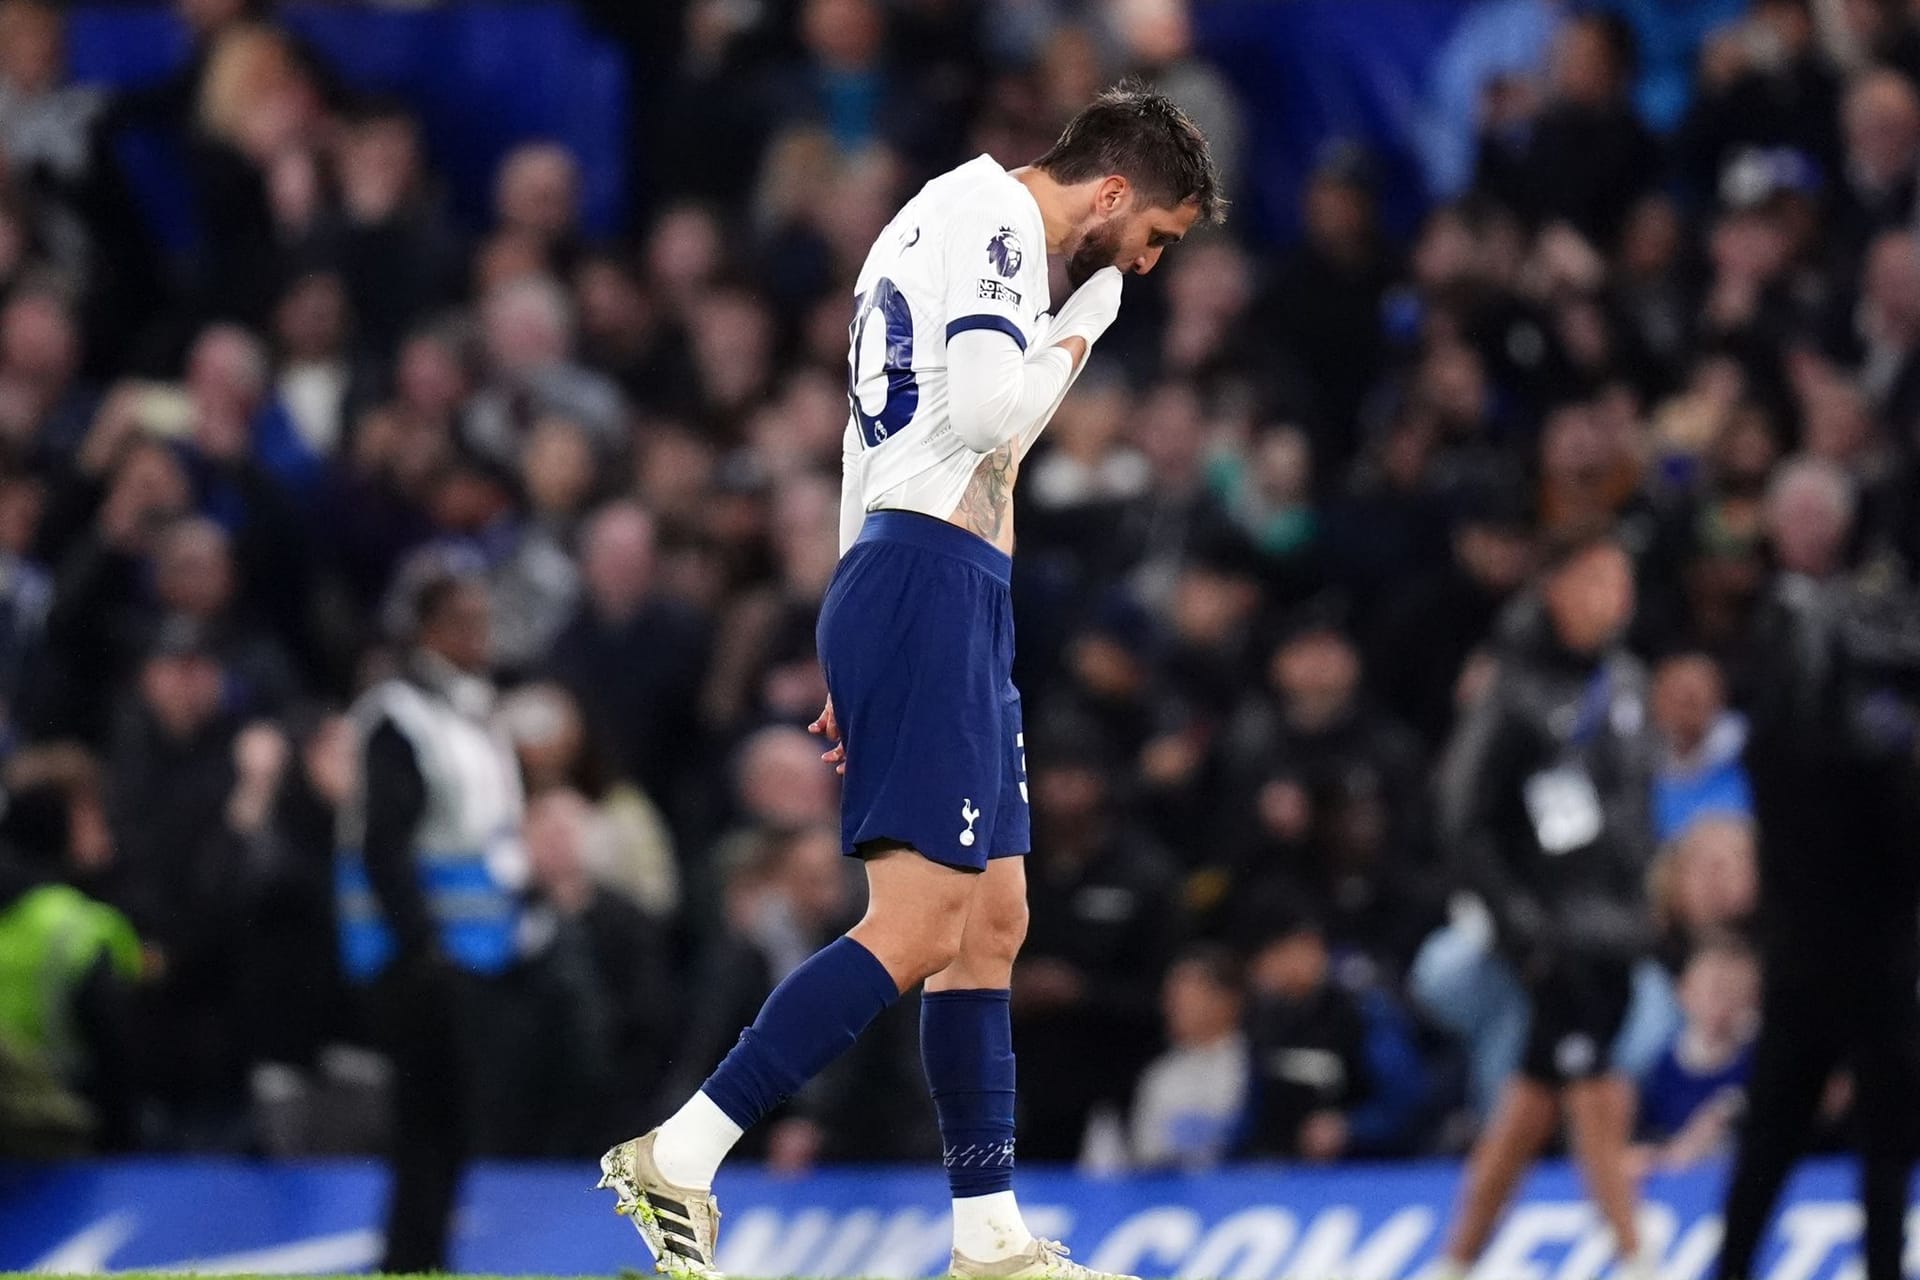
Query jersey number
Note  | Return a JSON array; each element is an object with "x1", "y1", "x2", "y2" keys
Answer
[{"x1": 848, "y1": 278, "x2": 919, "y2": 448}]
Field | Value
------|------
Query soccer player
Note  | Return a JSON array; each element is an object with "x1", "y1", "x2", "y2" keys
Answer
[{"x1": 597, "y1": 84, "x2": 1223, "y2": 1279}]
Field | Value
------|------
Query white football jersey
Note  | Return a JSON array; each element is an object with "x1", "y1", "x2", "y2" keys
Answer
[{"x1": 840, "y1": 155, "x2": 1051, "y2": 546}]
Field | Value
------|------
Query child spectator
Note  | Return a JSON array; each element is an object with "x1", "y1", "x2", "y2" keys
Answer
[
  {"x1": 1635, "y1": 935, "x2": 1759, "y2": 1171},
  {"x1": 1650, "y1": 652, "x2": 1753, "y2": 841},
  {"x1": 1130, "y1": 946, "x2": 1251, "y2": 1170}
]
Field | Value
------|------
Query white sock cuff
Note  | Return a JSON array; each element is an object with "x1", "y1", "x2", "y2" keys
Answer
[
  {"x1": 651, "y1": 1090, "x2": 746, "y2": 1190},
  {"x1": 951, "y1": 1189, "x2": 1032, "y2": 1262},
  {"x1": 688, "y1": 1089, "x2": 745, "y2": 1140}
]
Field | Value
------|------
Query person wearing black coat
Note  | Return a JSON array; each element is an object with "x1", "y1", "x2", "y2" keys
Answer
[
  {"x1": 1239, "y1": 919, "x2": 1373, "y2": 1162},
  {"x1": 1715, "y1": 560, "x2": 1920, "y2": 1280},
  {"x1": 104, "y1": 621, "x2": 245, "y2": 1144},
  {"x1": 1432, "y1": 525, "x2": 1660, "y2": 1280}
]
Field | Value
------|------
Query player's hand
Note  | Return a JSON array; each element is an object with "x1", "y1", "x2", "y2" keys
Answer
[
  {"x1": 1048, "y1": 266, "x2": 1125, "y2": 351},
  {"x1": 808, "y1": 697, "x2": 845, "y2": 775}
]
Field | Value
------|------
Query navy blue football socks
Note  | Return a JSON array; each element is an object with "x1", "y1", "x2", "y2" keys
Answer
[
  {"x1": 922, "y1": 987, "x2": 1018, "y2": 1197},
  {"x1": 701, "y1": 935, "x2": 901, "y2": 1130}
]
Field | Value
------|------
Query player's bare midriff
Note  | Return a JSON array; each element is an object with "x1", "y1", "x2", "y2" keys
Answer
[{"x1": 946, "y1": 442, "x2": 1021, "y2": 557}]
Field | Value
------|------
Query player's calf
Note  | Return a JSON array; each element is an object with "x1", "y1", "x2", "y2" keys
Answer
[{"x1": 600, "y1": 853, "x2": 977, "y2": 1266}]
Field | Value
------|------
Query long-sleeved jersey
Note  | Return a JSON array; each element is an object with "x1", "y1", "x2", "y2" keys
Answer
[{"x1": 838, "y1": 154, "x2": 1062, "y2": 551}]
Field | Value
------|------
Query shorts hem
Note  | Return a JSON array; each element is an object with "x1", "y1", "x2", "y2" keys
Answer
[{"x1": 844, "y1": 831, "x2": 987, "y2": 873}]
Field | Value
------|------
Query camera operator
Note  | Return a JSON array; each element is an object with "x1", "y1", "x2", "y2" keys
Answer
[{"x1": 1717, "y1": 458, "x2": 1920, "y2": 1280}]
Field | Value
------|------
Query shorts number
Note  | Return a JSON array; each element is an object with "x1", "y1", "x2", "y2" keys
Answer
[{"x1": 848, "y1": 278, "x2": 919, "y2": 448}]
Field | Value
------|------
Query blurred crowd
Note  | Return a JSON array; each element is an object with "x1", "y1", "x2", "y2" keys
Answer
[{"x1": 2, "y1": 0, "x2": 1918, "y2": 1174}]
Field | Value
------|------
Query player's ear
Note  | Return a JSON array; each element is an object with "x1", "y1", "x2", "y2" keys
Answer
[{"x1": 1095, "y1": 175, "x2": 1130, "y2": 217}]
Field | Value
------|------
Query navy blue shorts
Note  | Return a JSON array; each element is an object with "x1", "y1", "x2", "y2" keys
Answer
[{"x1": 818, "y1": 511, "x2": 1029, "y2": 872}]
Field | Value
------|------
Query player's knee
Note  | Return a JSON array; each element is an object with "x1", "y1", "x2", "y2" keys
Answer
[
  {"x1": 973, "y1": 897, "x2": 1029, "y2": 965},
  {"x1": 925, "y1": 915, "x2": 970, "y2": 976},
  {"x1": 856, "y1": 875, "x2": 971, "y2": 982},
  {"x1": 887, "y1": 910, "x2": 967, "y2": 983}
]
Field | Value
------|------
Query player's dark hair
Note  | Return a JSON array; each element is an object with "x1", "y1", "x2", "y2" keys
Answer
[{"x1": 1035, "y1": 80, "x2": 1227, "y2": 224}]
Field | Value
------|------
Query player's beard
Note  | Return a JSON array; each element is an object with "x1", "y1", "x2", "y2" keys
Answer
[{"x1": 1065, "y1": 216, "x2": 1125, "y2": 287}]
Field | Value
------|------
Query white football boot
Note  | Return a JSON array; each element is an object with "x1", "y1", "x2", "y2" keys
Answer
[
  {"x1": 950, "y1": 1237, "x2": 1141, "y2": 1280},
  {"x1": 596, "y1": 1130, "x2": 723, "y2": 1277}
]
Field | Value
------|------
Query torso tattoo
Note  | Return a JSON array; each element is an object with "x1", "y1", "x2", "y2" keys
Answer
[{"x1": 952, "y1": 443, "x2": 1019, "y2": 548}]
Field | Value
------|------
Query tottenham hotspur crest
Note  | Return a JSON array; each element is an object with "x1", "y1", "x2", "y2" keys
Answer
[{"x1": 987, "y1": 227, "x2": 1023, "y2": 279}]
